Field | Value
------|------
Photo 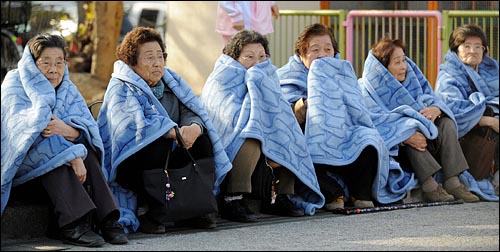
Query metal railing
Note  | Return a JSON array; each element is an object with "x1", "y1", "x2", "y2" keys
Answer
[
  {"x1": 269, "y1": 10, "x2": 346, "y2": 68},
  {"x1": 271, "y1": 10, "x2": 498, "y2": 88},
  {"x1": 345, "y1": 10, "x2": 442, "y2": 86},
  {"x1": 442, "y1": 10, "x2": 499, "y2": 61}
]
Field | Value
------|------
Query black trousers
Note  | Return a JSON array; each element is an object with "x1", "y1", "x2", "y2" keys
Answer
[
  {"x1": 41, "y1": 145, "x2": 119, "y2": 228},
  {"x1": 115, "y1": 134, "x2": 213, "y2": 222},
  {"x1": 314, "y1": 146, "x2": 378, "y2": 203}
]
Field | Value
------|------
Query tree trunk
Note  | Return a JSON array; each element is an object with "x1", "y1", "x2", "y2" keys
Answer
[{"x1": 91, "y1": 1, "x2": 123, "y2": 85}]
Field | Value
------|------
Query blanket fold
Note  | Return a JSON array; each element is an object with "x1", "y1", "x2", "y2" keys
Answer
[
  {"x1": 199, "y1": 54, "x2": 324, "y2": 215},
  {"x1": 435, "y1": 50, "x2": 499, "y2": 138},
  {"x1": 277, "y1": 56, "x2": 417, "y2": 204},
  {"x1": 98, "y1": 60, "x2": 232, "y2": 232},
  {"x1": 1, "y1": 46, "x2": 103, "y2": 214},
  {"x1": 359, "y1": 50, "x2": 498, "y2": 202}
]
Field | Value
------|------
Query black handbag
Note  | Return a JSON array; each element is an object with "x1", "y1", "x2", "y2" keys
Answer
[{"x1": 142, "y1": 126, "x2": 218, "y2": 223}]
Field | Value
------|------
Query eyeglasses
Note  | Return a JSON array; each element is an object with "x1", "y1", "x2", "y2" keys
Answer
[
  {"x1": 36, "y1": 60, "x2": 66, "y2": 71},
  {"x1": 240, "y1": 54, "x2": 270, "y2": 63},
  {"x1": 460, "y1": 44, "x2": 485, "y2": 52}
]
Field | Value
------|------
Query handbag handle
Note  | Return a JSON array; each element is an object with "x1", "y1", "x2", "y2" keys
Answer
[
  {"x1": 173, "y1": 126, "x2": 198, "y2": 165},
  {"x1": 163, "y1": 126, "x2": 200, "y2": 173}
]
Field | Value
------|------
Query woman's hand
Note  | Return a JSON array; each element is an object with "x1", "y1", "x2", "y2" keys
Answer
[
  {"x1": 177, "y1": 124, "x2": 202, "y2": 149},
  {"x1": 419, "y1": 106, "x2": 442, "y2": 122},
  {"x1": 293, "y1": 98, "x2": 307, "y2": 125},
  {"x1": 70, "y1": 157, "x2": 87, "y2": 184},
  {"x1": 479, "y1": 116, "x2": 499, "y2": 133},
  {"x1": 403, "y1": 131, "x2": 427, "y2": 152},
  {"x1": 42, "y1": 114, "x2": 80, "y2": 141},
  {"x1": 232, "y1": 20, "x2": 244, "y2": 31}
]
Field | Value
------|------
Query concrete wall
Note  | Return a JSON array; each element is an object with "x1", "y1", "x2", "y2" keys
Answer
[{"x1": 165, "y1": 1, "x2": 319, "y2": 95}]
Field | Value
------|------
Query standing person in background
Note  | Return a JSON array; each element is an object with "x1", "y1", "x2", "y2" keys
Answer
[
  {"x1": 434, "y1": 24, "x2": 499, "y2": 196},
  {"x1": 215, "y1": 1, "x2": 279, "y2": 47},
  {"x1": 1, "y1": 33, "x2": 128, "y2": 247}
]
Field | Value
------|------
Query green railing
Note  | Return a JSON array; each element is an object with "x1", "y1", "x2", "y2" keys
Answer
[
  {"x1": 442, "y1": 10, "x2": 499, "y2": 61},
  {"x1": 271, "y1": 10, "x2": 499, "y2": 81},
  {"x1": 269, "y1": 10, "x2": 347, "y2": 68}
]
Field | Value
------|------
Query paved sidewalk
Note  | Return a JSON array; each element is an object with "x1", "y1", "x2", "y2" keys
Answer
[{"x1": 2, "y1": 201, "x2": 498, "y2": 251}]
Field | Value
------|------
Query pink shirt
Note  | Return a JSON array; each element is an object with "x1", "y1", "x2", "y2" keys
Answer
[{"x1": 215, "y1": 1, "x2": 275, "y2": 36}]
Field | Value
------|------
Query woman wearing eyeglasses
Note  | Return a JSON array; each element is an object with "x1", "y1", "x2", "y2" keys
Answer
[
  {"x1": 435, "y1": 24, "x2": 499, "y2": 196},
  {"x1": 1, "y1": 33, "x2": 128, "y2": 247},
  {"x1": 97, "y1": 27, "x2": 232, "y2": 234},
  {"x1": 199, "y1": 29, "x2": 324, "y2": 223}
]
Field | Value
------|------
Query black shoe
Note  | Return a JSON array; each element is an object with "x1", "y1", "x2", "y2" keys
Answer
[
  {"x1": 176, "y1": 213, "x2": 217, "y2": 229},
  {"x1": 220, "y1": 199, "x2": 258, "y2": 223},
  {"x1": 138, "y1": 214, "x2": 166, "y2": 234},
  {"x1": 60, "y1": 219, "x2": 105, "y2": 247},
  {"x1": 261, "y1": 194, "x2": 304, "y2": 217},
  {"x1": 100, "y1": 219, "x2": 129, "y2": 245}
]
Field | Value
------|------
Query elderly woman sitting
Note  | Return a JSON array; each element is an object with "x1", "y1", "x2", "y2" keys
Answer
[
  {"x1": 97, "y1": 27, "x2": 232, "y2": 234},
  {"x1": 1, "y1": 34, "x2": 127, "y2": 247},
  {"x1": 358, "y1": 37, "x2": 482, "y2": 203},
  {"x1": 435, "y1": 24, "x2": 499, "y2": 196},
  {"x1": 199, "y1": 29, "x2": 324, "y2": 222}
]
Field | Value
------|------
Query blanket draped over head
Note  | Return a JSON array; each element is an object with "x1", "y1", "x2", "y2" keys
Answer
[
  {"x1": 97, "y1": 60, "x2": 232, "y2": 232},
  {"x1": 435, "y1": 50, "x2": 499, "y2": 138},
  {"x1": 359, "y1": 50, "x2": 498, "y2": 202},
  {"x1": 199, "y1": 54, "x2": 325, "y2": 214},
  {"x1": 1, "y1": 46, "x2": 104, "y2": 214},
  {"x1": 434, "y1": 50, "x2": 499, "y2": 202},
  {"x1": 277, "y1": 55, "x2": 417, "y2": 204}
]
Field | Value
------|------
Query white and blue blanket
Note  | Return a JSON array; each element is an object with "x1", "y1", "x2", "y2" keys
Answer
[
  {"x1": 435, "y1": 50, "x2": 499, "y2": 138},
  {"x1": 97, "y1": 60, "x2": 232, "y2": 232},
  {"x1": 277, "y1": 55, "x2": 417, "y2": 204},
  {"x1": 199, "y1": 54, "x2": 325, "y2": 215},
  {"x1": 359, "y1": 50, "x2": 498, "y2": 202},
  {"x1": 358, "y1": 51, "x2": 455, "y2": 153},
  {"x1": 1, "y1": 46, "x2": 104, "y2": 214}
]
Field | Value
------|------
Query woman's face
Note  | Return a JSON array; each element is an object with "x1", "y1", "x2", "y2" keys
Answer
[
  {"x1": 387, "y1": 47, "x2": 407, "y2": 82},
  {"x1": 35, "y1": 47, "x2": 66, "y2": 88},
  {"x1": 131, "y1": 41, "x2": 165, "y2": 86},
  {"x1": 300, "y1": 34, "x2": 335, "y2": 69},
  {"x1": 237, "y1": 43, "x2": 268, "y2": 69},
  {"x1": 457, "y1": 36, "x2": 484, "y2": 68}
]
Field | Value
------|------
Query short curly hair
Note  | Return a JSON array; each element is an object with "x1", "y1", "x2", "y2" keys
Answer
[
  {"x1": 116, "y1": 26, "x2": 167, "y2": 66},
  {"x1": 223, "y1": 30, "x2": 270, "y2": 60}
]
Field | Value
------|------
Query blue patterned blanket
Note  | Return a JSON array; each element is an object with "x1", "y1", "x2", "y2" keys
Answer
[
  {"x1": 435, "y1": 50, "x2": 499, "y2": 138},
  {"x1": 1, "y1": 46, "x2": 104, "y2": 213},
  {"x1": 277, "y1": 55, "x2": 417, "y2": 204},
  {"x1": 199, "y1": 54, "x2": 325, "y2": 214},
  {"x1": 97, "y1": 60, "x2": 232, "y2": 232},
  {"x1": 358, "y1": 51, "x2": 455, "y2": 153},
  {"x1": 359, "y1": 50, "x2": 498, "y2": 202}
]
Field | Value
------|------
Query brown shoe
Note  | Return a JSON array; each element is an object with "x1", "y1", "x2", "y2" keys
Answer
[
  {"x1": 324, "y1": 196, "x2": 344, "y2": 211},
  {"x1": 446, "y1": 184, "x2": 480, "y2": 203},
  {"x1": 423, "y1": 184, "x2": 454, "y2": 203}
]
